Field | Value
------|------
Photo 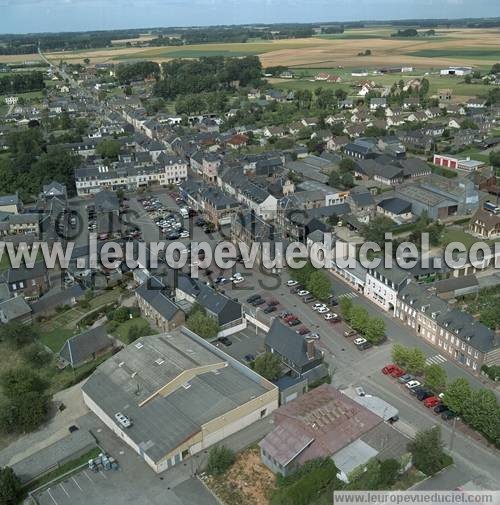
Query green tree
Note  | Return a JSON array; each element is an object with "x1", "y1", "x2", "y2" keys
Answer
[
  {"x1": 0, "y1": 368, "x2": 48, "y2": 400},
  {"x1": 408, "y1": 426, "x2": 451, "y2": 476},
  {"x1": 489, "y1": 151, "x2": 500, "y2": 168},
  {"x1": 21, "y1": 343, "x2": 52, "y2": 367},
  {"x1": 0, "y1": 322, "x2": 36, "y2": 348},
  {"x1": 462, "y1": 389, "x2": 500, "y2": 444},
  {"x1": 443, "y1": 378, "x2": 472, "y2": 415},
  {"x1": 424, "y1": 364, "x2": 447, "y2": 392},
  {"x1": 253, "y1": 353, "x2": 282, "y2": 381},
  {"x1": 364, "y1": 318, "x2": 385, "y2": 344},
  {"x1": 339, "y1": 297, "x2": 353, "y2": 322},
  {"x1": 340, "y1": 172, "x2": 354, "y2": 188},
  {"x1": 339, "y1": 158, "x2": 355, "y2": 173},
  {"x1": 83, "y1": 58, "x2": 90, "y2": 65},
  {"x1": 0, "y1": 391, "x2": 51, "y2": 433},
  {"x1": 206, "y1": 446, "x2": 235, "y2": 475},
  {"x1": 306, "y1": 270, "x2": 331, "y2": 301},
  {"x1": 391, "y1": 345, "x2": 426, "y2": 374},
  {"x1": 96, "y1": 138, "x2": 121, "y2": 160},
  {"x1": 0, "y1": 467, "x2": 22, "y2": 505},
  {"x1": 350, "y1": 306, "x2": 369, "y2": 334},
  {"x1": 290, "y1": 261, "x2": 315, "y2": 286},
  {"x1": 186, "y1": 311, "x2": 220, "y2": 339},
  {"x1": 112, "y1": 306, "x2": 131, "y2": 323}
]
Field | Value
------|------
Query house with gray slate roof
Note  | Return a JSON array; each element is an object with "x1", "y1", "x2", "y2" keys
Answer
[
  {"x1": 59, "y1": 325, "x2": 114, "y2": 368},
  {"x1": 396, "y1": 282, "x2": 500, "y2": 374},
  {"x1": 135, "y1": 277, "x2": 185, "y2": 332}
]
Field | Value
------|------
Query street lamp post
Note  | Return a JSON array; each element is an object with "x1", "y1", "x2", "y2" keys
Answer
[{"x1": 449, "y1": 416, "x2": 459, "y2": 451}]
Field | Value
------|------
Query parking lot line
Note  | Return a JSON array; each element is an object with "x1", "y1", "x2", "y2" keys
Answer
[
  {"x1": 71, "y1": 476, "x2": 83, "y2": 491},
  {"x1": 98, "y1": 470, "x2": 107, "y2": 479},
  {"x1": 83, "y1": 470, "x2": 94, "y2": 483},
  {"x1": 47, "y1": 488, "x2": 58, "y2": 505},
  {"x1": 59, "y1": 483, "x2": 70, "y2": 497}
]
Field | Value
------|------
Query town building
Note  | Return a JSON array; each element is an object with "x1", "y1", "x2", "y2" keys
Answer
[{"x1": 82, "y1": 328, "x2": 278, "y2": 473}]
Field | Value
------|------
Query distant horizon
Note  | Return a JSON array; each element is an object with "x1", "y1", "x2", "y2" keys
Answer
[
  {"x1": 1, "y1": 0, "x2": 500, "y2": 35},
  {"x1": 2, "y1": 15, "x2": 500, "y2": 36}
]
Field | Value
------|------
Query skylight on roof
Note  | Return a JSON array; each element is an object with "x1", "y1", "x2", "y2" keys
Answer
[{"x1": 135, "y1": 342, "x2": 144, "y2": 349}]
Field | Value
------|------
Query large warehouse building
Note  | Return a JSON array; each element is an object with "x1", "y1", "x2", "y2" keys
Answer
[{"x1": 82, "y1": 328, "x2": 278, "y2": 473}]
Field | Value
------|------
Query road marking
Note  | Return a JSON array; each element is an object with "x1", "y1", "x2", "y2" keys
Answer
[
  {"x1": 59, "y1": 483, "x2": 70, "y2": 497},
  {"x1": 47, "y1": 489, "x2": 58, "y2": 505},
  {"x1": 338, "y1": 292, "x2": 358, "y2": 299},
  {"x1": 425, "y1": 354, "x2": 447, "y2": 365},
  {"x1": 83, "y1": 470, "x2": 94, "y2": 483},
  {"x1": 99, "y1": 470, "x2": 107, "y2": 479},
  {"x1": 71, "y1": 476, "x2": 83, "y2": 491}
]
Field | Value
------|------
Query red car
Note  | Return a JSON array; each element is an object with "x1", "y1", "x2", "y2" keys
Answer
[
  {"x1": 382, "y1": 364, "x2": 405, "y2": 378},
  {"x1": 424, "y1": 396, "x2": 440, "y2": 408},
  {"x1": 297, "y1": 327, "x2": 309, "y2": 335},
  {"x1": 284, "y1": 314, "x2": 298, "y2": 323}
]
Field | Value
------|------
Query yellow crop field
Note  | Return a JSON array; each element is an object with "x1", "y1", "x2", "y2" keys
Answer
[{"x1": 4, "y1": 27, "x2": 498, "y2": 70}]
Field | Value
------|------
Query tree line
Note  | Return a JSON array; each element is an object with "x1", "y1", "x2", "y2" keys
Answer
[
  {"x1": 154, "y1": 56, "x2": 263, "y2": 101},
  {"x1": 0, "y1": 71, "x2": 45, "y2": 94},
  {"x1": 0, "y1": 127, "x2": 80, "y2": 198},
  {"x1": 115, "y1": 61, "x2": 160, "y2": 84}
]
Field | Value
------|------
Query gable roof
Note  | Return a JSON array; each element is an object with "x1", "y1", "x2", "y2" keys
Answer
[
  {"x1": 265, "y1": 319, "x2": 322, "y2": 369},
  {"x1": 136, "y1": 277, "x2": 182, "y2": 320},
  {"x1": 59, "y1": 325, "x2": 113, "y2": 367}
]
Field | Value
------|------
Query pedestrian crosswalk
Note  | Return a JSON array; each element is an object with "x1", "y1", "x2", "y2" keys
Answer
[
  {"x1": 338, "y1": 292, "x2": 359, "y2": 300},
  {"x1": 425, "y1": 354, "x2": 447, "y2": 365}
]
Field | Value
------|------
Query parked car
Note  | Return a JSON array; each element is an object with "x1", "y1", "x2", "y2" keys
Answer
[
  {"x1": 303, "y1": 294, "x2": 316, "y2": 303},
  {"x1": 280, "y1": 311, "x2": 292, "y2": 319},
  {"x1": 441, "y1": 410, "x2": 456, "y2": 421},
  {"x1": 288, "y1": 319, "x2": 301, "y2": 327},
  {"x1": 382, "y1": 364, "x2": 405, "y2": 377},
  {"x1": 405, "y1": 380, "x2": 422, "y2": 389},
  {"x1": 398, "y1": 374, "x2": 414, "y2": 383},
  {"x1": 297, "y1": 290, "x2": 309, "y2": 297},
  {"x1": 307, "y1": 332, "x2": 320, "y2": 340},
  {"x1": 263, "y1": 305, "x2": 277, "y2": 314},
  {"x1": 290, "y1": 286, "x2": 303, "y2": 294},
  {"x1": 217, "y1": 337, "x2": 232, "y2": 347},
  {"x1": 312, "y1": 303, "x2": 326, "y2": 311},
  {"x1": 167, "y1": 232, "x2": 180, "y2": 240},
  {"x1": 252, "y1": 298, "x2": 265, "y2": 306},
  {"x1": 287, "y1": 280, "x2": 298, "y2": 287},
  {"x1": 243, "y1": 354, "x2": 255, "y2": 363},
  {"x1": 284, "y1": 314, "x2": 298, "y2": 322},
  {"x1": 297, "y1": 327, "x2": 310, "y2": 335},
  {"x1": 433, "y1": 403, "x2": 448, "y2": 414},
  {"x1": 344, "y1": 328, "x2": 357, "y2": 338},
  {"x1": 232, "y1": 277, "x2": 245, "y2": 285},
  {"x1": 247, "y1": 294, "x2": 261, "y2": 303},
  {"x1": 415, "y1": 389, "x2": 433, "y2": 401},
  {"x1": 424, "y1": 396, "x2": 440, "y2": 408},
  {"x1": 267, "y1": 300, "x2": 279, "y2": 306},
  {"x1": 317, "y1": 307, "x2": 330, "y2": 314}
]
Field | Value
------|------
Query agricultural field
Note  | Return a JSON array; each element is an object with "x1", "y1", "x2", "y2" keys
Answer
[{"x1": 15, "y1": 26, "x2": 497, "y2": 71}]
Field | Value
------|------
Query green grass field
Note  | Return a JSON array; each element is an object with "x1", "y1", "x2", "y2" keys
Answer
[
  {"x1": 408, "y1": 48, "x2": 500, "y2": 60},
  {"x1": 108, "y1": 317, "x2": 153, "y2": 344}
]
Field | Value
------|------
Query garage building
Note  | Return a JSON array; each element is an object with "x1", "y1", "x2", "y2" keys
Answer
[{"x1": 82, "y1": 327, "x2": 278, "y2": 473}]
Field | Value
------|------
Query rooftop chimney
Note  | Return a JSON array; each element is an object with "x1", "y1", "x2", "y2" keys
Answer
[{"x1": 306, "y1": 340, "x2": 316, "y2": 360}]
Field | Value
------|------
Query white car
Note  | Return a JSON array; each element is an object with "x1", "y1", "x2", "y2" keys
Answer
[
  {"x1": 230, "y1": 273, "x2": 243, "y2": 281},
  {"x1": 287, "y1": 280, "x2": 298, "y2": 287},
  {"x1": 180, "y1": 231, "x2": 189, "y2": 238},
  {"x1": 312, "y1": 303, "x2": 326, "y2": 311},
  {"x1": 232, "y1": 277, "x2": 244, "y2": 285},
  {"x1": 297, "y1": 290, "x2": 309, "y2": 297},
  {"x1": 317, "y1": 307, "x2": 330, "y2": 314},
  {"x1": 307, "y1": 332, "x2": 320, "y2": 340},
  {"x1": 324, "y1": 313, "x2": 336, "y2": 320},
  {"x1": 354, "y1": 337, "x2": 367, "y2": 346},
  {"x1": 406, "y1": 380, "x2": 422, "y2": 389}
]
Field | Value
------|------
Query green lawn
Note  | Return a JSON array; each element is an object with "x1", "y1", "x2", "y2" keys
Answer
[
  {"x1": 107, "y1": 317, "x2": 153, "y2": 344},
  {"x1": 39, "y1": 325, "x2": 76, "y2": 352},
  {"x1": 408, "y1": 48, "x2": 500, "y2": 60},
  {"x1": 440, "y1": 227, "x2": 491, "y2": 250},
  {"x1": 454, "y1": 148, "x2": 490, "y2": 163}
]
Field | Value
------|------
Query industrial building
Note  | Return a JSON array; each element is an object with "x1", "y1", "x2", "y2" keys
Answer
[{"x1": 82, "y1": 327, "x2": 278, "y2": 473}]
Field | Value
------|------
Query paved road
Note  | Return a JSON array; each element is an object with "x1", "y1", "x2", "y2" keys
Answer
[{"x1": 206, "y1": 265, "x2": 500, "y2": 488}]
